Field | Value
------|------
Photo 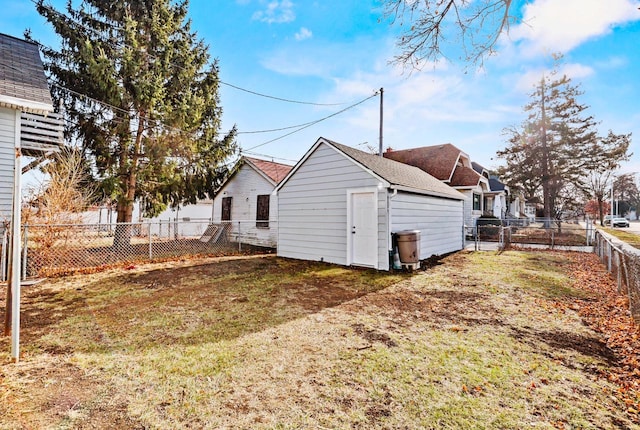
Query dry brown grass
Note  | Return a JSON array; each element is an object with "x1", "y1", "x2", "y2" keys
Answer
[{"x1": 0, "y1": 251, "x2": 637, "y2": 429}]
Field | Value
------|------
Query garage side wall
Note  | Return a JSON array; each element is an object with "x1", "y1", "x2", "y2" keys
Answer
[
  {"x1": 391, "y1": 192, "x2": 464, "y2": 258},
  {"x1": 278, "y1": 143, "x2": 388, "y2": 269}
]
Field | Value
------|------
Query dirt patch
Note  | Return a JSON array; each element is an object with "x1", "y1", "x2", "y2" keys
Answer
[
  {"x1": 1, "y1": 359, "x2": 144, "y2": 429},
  {"x1": 344, "y1": 286, "x2": 499, "y2": 329},
  {"x1": 510, "y1": 327, "x2": 618, "y2": 366},
  {"x1": 352, "y1": 323, "x2": 398, "y2": 348}
]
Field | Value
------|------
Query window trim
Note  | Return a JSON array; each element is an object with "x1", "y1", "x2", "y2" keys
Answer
[
  {"x1": 472, "y1": 192, "x2": 481, "y2": 211},
  {"x1": 256, "y1": 194, "x2": 270, "y2": 228},
  {"x1": 221, "y1": 196, "x2": 232, "y2": 221}
]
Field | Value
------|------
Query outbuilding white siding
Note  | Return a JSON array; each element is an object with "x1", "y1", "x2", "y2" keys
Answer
[
  {"x1": 211, "y1": 162, "x2": 279, "y2": 247},
  {"x1": 277, "y1": 143, "x2": 390, "y2": 269},
  {"x1": 390, "y1": 192, "x2": 464, "y2": 258},
  {"x1": 0, "y1": 107, "x2": 16, "y2": 221}
]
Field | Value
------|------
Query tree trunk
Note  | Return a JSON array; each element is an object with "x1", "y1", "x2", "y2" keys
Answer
[
  {"x1": 597, "y1": 195, "x2": 605, "y2": 226},
  {"x1": 113, "y1": 194, "x2": 134, "y2": 249},
  {"x1": 540, "y1": 77, "x2": 552, "y2": 228},
  {"x1": 112, "y1": 115, "x2": 145, "y2": 250}
]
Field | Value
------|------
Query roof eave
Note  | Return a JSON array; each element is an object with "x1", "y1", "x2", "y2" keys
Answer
[
  {"x1": 390, "y1": 185, "x2": 464, "y2": 201},
  {"x1": 0, "y1": 95, "x2": 53, "y2": 115},
  {"x1": 243, "y1": 157, "x2": 278, "y2": 186}
]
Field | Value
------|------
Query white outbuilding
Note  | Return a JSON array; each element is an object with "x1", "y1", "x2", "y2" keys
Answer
[{"x1": 275, "y1": 138, "x2": 465, "y2": 271}]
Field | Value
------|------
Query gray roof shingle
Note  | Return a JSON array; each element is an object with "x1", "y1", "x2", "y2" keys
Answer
[
  {"x1": 326, "y1": 139, "x2": 463, "y2": 200},
  {"x1": 0, "y1": 33, "x2": 53, "y2": 112}
]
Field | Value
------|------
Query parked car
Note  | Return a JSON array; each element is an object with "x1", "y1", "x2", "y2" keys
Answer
[
  {"x1": 612, "y1": 217, "x2": 629, "y2": 228},
  {"x1": 603, "y1": 215, "x2": 612, "y2": 225}
]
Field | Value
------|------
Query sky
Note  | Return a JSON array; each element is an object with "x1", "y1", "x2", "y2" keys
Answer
[{"x1": 2, "y1": 0, "x2": 640, "y2": 175}]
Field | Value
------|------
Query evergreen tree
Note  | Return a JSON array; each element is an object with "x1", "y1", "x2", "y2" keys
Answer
[
  {"x1": 33, "y1": 0, "x2": 236, "y2": 246},
  {"x1": 497, "y1": 63, "x2": 599, "y2": 221}
]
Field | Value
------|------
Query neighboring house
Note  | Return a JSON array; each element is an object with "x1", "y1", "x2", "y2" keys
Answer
[
  {"x1": 524, "y1": 201, "x2": 541, "y2": 221},
  {"x1": 471, "y1": 162, "x2": 523, "y2": 219},
  {"x1": 383, "y1": 144, "x2": 489, "y2": 228},
  {"x1": 276, "y1": 137, "x2": 465, "y2": 271},
  {"x1": 0, "y1": 33, "x2": 63, "y2": 223},
  {"x1": 211, "y1": 156, "x2": 293, "y2": 247}
]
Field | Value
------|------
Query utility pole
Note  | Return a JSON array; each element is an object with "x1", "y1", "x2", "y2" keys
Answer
[
  {"x1": 611, "y1": 178, "x2": 615, "y2": 221},
  {"x1": 378, "y1": 87, "x2": 384, "y2": 157}
]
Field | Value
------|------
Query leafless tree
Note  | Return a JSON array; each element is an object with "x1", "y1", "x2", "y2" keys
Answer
[{"x1": 383, "y1": 0, "x2": 514, "y2": 68}]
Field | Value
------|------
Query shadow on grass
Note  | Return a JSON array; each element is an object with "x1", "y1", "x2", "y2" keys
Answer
[{"x1": 2, "y1": 256, "x2": 407, "y2": 354}]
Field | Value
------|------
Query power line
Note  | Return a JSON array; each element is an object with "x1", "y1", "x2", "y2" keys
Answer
[
  {"x1": 32, "y1": 2, "x2": 381, "y2": 151},
  {"x1": 220, "y1": 81, "x2": 348, "y2": 106},
  {"x1": 244, "y1": 91, "x2": 380, "y2": 152},
  {"x1": 53, "y1": 82, "x2": 379, "y2": 151},
  {"x1": 237, "y1": 119, "x2": 323, "y2": 135},
  {"x1": 239, "y1": 150, "x2": 298, "y2": 164}
]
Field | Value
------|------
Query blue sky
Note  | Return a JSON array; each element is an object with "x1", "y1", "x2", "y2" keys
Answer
[{"x1": 2, "y1": 0, "x2": 640, "y2": 174}]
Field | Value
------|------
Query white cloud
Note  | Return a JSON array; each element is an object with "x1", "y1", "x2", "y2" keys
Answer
[
  {"x1": 595, "y1": 56, "x2": 628, "y2": 70},
  {"x1": 509, "y1": 0, "x2": 640, "y2": 56},
  {"x1": 252, "y1": 0, "x2": 295, "y2": 24},
  {"x1": 324, "y1": 65, "x2": 514, "y2": 142},
  {"x1": 294, "y1": 27, "x2": 312, "y2": 41},
  {"x1": 512, "y1": 62, "x2": 595, "y2": 93}
]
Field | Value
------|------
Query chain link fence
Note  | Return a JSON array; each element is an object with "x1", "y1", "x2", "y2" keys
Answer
[
  {"x1": 467, "y1": 218, "x2": 595, "y2": 250},
  {"x1": 594, "y1": 229, "x2": 640, "y2": 322},
  {"x1": 0, "y1": 220, "x2": 277, "y2": 279}
]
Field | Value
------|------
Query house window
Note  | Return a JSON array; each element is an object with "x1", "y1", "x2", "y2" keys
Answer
[
  {"x1": 473, "y1": 193, "x2": 481, "y2": 211},
  {"x1": 256, "y1": 194, "x2": 270, "y2": 228},
  {"x1": 483, "y1": 196, "x2": 493, "y2": 215},
  {"x1": 221, "y1": 196, "x2": 232, "y2": 221}
]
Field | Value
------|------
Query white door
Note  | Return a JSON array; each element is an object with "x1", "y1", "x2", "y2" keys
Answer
[{"x1": 350, "y1": 191, "x2": 378, "y2": 267}]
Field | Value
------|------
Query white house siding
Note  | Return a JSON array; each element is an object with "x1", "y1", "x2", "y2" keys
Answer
[
  {"x1": 0, "y1": 107, "x2": 16, "y2": 222},
  {"x1": 278, "y1": 143, "x2": 389, "y2": 270},
  {"x1": 211, "y1": 163, "x2": 278, "y2": 247},
  {"x1": 134, "y1": 201, "x2": 215, "y2": 238},
  {"x1": 459, "y1": 189, "x2": 482, "y2": 228},
  {"x1": 390, "y1": 192, "x2": 464, "y2": 258}
]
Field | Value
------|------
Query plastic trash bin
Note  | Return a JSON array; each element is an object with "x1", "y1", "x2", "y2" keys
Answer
[{"x1": 395, "y1": 230, "x2": 420, "y2": 264}]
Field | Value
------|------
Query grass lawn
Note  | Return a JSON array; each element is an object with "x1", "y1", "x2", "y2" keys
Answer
[
  {"x1": 1, "y1": 251, "x2": 638, "y2": 429},
  {"x1": 600, "y1": 226, "x2": 640, "y2": 249}
]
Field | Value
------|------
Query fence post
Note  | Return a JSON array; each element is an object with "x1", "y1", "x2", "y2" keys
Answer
[
  {"x1": 616, "y1": 251, "x2": 622, "y2": 293},
  {"x1": 174, "y1": 218, "x2": 178, "y2": 241},
  {"x1": 148, "y1": 220, "x2": 153, "y2": 260},
  {"x1": 586, "y1": 223, "x2": 590, "y2": 247},
  {"x1": 621, "y1": 253, "x2": 630, "y2": 295},
  {"x1": 237, "y1": 221, "x2": 242, "y2": 252},
  {"x1": 21, "y1": 225, "x2": 28, "y2": 280}
]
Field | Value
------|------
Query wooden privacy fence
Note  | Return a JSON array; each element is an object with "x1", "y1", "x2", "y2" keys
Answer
[{"x1": 594, "y1": 229, "x2": 640, "y2": 322}]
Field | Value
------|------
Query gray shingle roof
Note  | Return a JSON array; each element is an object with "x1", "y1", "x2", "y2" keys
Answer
[
  {"x1": 327, "y1": 139, "x2": 463, "y2": 200},
  {"x1": 489, "y1": 177, "x2": 507, "y2": 192},
  {"x1": 0, "y1": 33, "x2": 53, "y2": 112}
]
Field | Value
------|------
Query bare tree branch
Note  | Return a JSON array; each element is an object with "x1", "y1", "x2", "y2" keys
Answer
[{"x1": 383, "y1": 0, "x2": 514, "y2": 69}]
